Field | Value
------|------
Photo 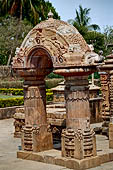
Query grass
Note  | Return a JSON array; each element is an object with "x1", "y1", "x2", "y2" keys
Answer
[{"x1": 0, "y1": 94, "x2": 22, "y2": 99}]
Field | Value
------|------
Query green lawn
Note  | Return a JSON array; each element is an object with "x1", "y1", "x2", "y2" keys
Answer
[{"x1": 0, "y1": 94, "x2": 22, "y2": 99}]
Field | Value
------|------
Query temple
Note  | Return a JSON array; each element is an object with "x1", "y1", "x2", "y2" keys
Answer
[{"x1": 12, "y1": 13, "x2": 113, "y2": 169}]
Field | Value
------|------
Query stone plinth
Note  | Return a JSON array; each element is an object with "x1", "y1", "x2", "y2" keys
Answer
[{"x1": 17, "y1": 134, "x2": 113, "y2": 170}]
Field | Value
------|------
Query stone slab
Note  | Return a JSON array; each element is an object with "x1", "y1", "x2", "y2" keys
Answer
[
  {"x1": 17, "y1": 135, "x2": 113, "y2": 169},
  {"x1": 17, "y1": 150, "x2": 101, "y2": 170}
]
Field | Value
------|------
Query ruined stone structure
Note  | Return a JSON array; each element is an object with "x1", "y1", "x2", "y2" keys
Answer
[
  {"x1": 14, "y1": 107, "x2": 25, "y2": 138},
  {"x1": 52, "y1": 81, "x2": 65, "y2": 102},
  {"x1": 99, "y1": 72, "x2": 110, "y2": 134},
  {"x1": 99, "y1": 51, "x2": 113, "y2": 147},
  {"x1": 12, "y1": 12, "x2": 102, "y2": 168},
  {"x1": 89, "y1": 84, "x2": 102, "y2": 123}
]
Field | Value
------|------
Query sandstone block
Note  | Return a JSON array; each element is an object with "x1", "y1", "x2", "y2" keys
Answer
[
  {"x1": 55, "y1": 157, "x2": 66, "y2": 166},
  {"x1": 109, "y1": 140, "x2": 113, "y2": 148}
]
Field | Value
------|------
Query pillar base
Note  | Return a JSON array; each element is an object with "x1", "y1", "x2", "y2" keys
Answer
[
  {"x1": 21, "y1": 125, "x2": 53, "y2": 152},
  {"x1": 17, "y1": 150, "x2": 100, "y2": 170},
  {"x1": 109, "y1": 122, "x2": 113, "y2": 148},
  {"x1": 17, "y1": 134, "x2": 113, "y2": 169},
  {"x1": 61, "y1": 127, "x2": 97, "y2": 160}
]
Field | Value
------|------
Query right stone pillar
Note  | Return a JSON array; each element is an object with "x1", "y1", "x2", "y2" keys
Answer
[
  {"x1": 109, "y1": 71, "x2": 113, "y2": 148},
  {"x1": 98, "y1": 51, "x2": 113, "y2": 148},
  {"x1": 99, "y1": 72, "x2": 110, "y2": 135},
  {"x1": 62, "y1": 76, "x2": 97, "y2": 159}
]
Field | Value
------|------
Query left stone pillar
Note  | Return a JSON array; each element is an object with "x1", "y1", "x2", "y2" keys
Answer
[{"x1": 21, "y1": 79, "x2": 53, "y2": 152}]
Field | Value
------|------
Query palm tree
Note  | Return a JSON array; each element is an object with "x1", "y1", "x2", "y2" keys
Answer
[
  {"x1": 0, "y1": 0, "x2": 60, "y2": 25},
  {"x1": 0, "y1": 0, "x2": 41, "y2": 24},
  {"x1": 68, "y1": 5, "x2": 100, "y2": 35}
]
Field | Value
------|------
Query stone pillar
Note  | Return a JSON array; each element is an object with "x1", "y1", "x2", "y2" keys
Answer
[
  {"x1": 21, "y1": 79, "x2": 53, "y2": 152},
  {"x1": 109, "y1": 72, "x2": 113, "y2": 148},
  {"x1": 99, "y1": 72, "x2": 110, "y2": 135},
  {"x1": 62, "y1": 76, "x2": 97, "y2": 160}
]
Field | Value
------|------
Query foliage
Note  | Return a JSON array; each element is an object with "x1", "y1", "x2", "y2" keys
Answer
[
  {"x1": 0, "y1": 16, "x2": 32, "y2": 65},
  {"x1": 67, "y1": 5, "x2": 104, "y2": 53},
  {"x1": 46, "y1": 92, "x2": 53, "y2": 101},
  {"x1": 0, "y1": 88, "x2": 53, "y2": 96},
  {"x1": 84, "y1": 31, "x2": 105, "y2": 53},
  {"x1": 0, "y1": 92, "x2": 53, "y2": 107},
  {"x1": 47, "y1": 72, "x2": 63, "y2": 79},
  {"x1": 0, "y1": 90, "x2": 53, "y2": 107},
  {"x1": 103, "y1": 26, "x2": 113, "y2": 55},
  {"x1": 0, "y1": 0, "x2": 60, "y2": 25},
  {"x1": 46, "y1": 79, "x2": 63, "y2": 89},
  {"x1": 0, "y1": 88, "x2": 23, "y2": 95},
  {"x1": 89, "y1": 72, "x2": 100, "y2": 79},
  {"x1": 0, "y1": 96, "x2": 24, "y2": 108},
  {"x1": 68, "y1": 5, "x2": 100, "y2": 36},
  {"x1": 0, "y1": 80, "x2": 23, "y2": 88}
]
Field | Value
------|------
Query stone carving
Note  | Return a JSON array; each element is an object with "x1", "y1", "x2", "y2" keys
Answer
[
  {"x1": 100, "y1": 73, "x2": 110, "y2": 122},
  {"x1": 62, "y1": 127, "x2": 96, "y2": 159},
  {"x1": 85, "y1": 45, "x2": 104, "y2": 65},
  {"x1": 66, "y1": 92, "x2": 89, "y2": 102},
  {"x1": 22, "y1": 125, "x2": 33, "y2": 151},
  {"x1": 25, "y1": 87, "x2": 46, "y2": 100},
  {"x1": 57, "y1": 25, "x2": 79, "y2": 35},
  {"x1": 12, "y1": 16, "x2": 98, "y2": 70},
  {"x1": 13, "y1": 107, "x2": 25, "y2": 138},
  {"x1": 12, "y1": 48, "x2": 25, "y2": 68},
  {"x1": 24, "y1": 37, "x2": 35, "y2": 49},
  {"x1": 15, "y1": 47, "x2": 20, "y2": 55}
]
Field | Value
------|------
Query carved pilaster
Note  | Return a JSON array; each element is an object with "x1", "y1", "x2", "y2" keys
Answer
[
  {"x1": 109, "y1": 73, "x2": 113, "y2": 148},
  {"x1": 100, "y1": 72, "x2": 110, "y2": 121},
  {"x1": 109, "y1": 73, "x2": 113, "y2": 116}
]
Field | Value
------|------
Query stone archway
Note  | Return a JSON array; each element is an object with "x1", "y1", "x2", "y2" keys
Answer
[{"x1": 12, "y1": 14, "x2": 99, "y2": 159}]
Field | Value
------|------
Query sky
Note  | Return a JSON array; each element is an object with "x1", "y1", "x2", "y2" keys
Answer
[{"x1": 48, "y1": 0, "x2": 113, "y2": 32}]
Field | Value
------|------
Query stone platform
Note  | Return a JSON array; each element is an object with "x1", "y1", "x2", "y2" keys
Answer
[{"x1": 17, "y1": 135, "x2": 113, "y2": 170}]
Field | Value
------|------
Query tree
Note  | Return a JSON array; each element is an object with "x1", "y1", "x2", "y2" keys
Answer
[
  {"x1": 103, "y1": 26, "x2": 113, "y2": 55},
  {"x1": 68, "y1": 5, "x2": 100, "y2": 36},
  {"x1": 0, "y1": 0, "x2": 60, "y2": 25},
  {"x1": 0, "y1": 16, "x2": 33, "y2": 65},
  {"x1": 84, "y1": 31, "x2": 105, "y2": 53}
]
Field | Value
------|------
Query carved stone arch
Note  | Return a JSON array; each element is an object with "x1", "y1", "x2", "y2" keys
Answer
[{"x1": 25, "y1": 45, "x2": 53, "y2": 70}]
